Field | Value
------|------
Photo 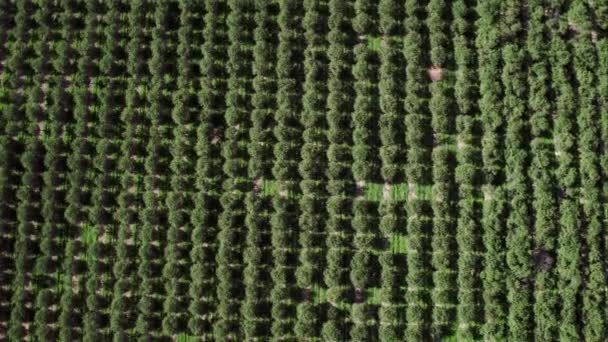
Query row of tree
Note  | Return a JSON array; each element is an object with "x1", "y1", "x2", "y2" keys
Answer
[
  {"x1": 351, "y1": 0, "x2": 381, "y2": 340},
  {"x1": 323, "y1": 0, "x2": 356, "y2": 340},
  {"x1": 190, "y1": 0, "x2": 228, "y2": 340},
  {"x1": 570, "y1": 2, "x2": 606, "y2": 341},
  {"x1": 427, "y1": 0, "x2": 457, "y2": 339},
  {"x1": 295, "y1": 0, "x2": 329, "y2": 339},
  {"x1": 477, "y1": 0, "x2": 508, "y2": 339},
  {"x1": 377, "y1": 0, "x2": 407, "y2": 340},
  {"x1": 527, "y1": 0, "x2": 559, "y2": 340},
  {"x1": 403, "y1": 0, "x2": 433, "y2": 340},
  {"x1": 112, "y1": 0, "x2": 151, "y2": 340},
  {"x1": 62, "y1": 0, "x2": 103, "y2": 340},
  {"x1": 453, "y1": 0, "x2": 484, "y2": 340},
  {"x1": 8, "y1": 0, "x2": 51, "y2": 339},
  {"x1": 241, "y1": 0, "x2": 276, "y2": 339}
]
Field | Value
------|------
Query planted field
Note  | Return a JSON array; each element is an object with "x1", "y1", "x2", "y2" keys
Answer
[{"x1": 1, "y1": 0, "x2": 607, "y2": 341}]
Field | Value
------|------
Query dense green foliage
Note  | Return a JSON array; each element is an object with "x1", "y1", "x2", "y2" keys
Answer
[
  {"x1": 62, "y1": 1, "x2": 100, "y2": 340},
  {"x1": 0, "y1": 1, "x2": 15, "y2": 334},
  {"x1": 350, "y1": 1, "x2": 381, "y2": 340},
  {"x1": 570, "y1": 3, "x2": 606, "y2": 341},
  {"x1": 501, "y1": 1, "x2": 533, "y2": 340},
  {"x1": 137, "y1": 1, "x2": 176, "y2": 339},
  {"x1": 188, "y1": 1, "x2": 227, "y2": 340},
  {"x1": 8, "y1": 1, "x2": 50, "y2": 339},
  {"x1": 428, "y1": 0, "x2": 457, "y2": 339},
  {"x1": 527, "y1": 1, "x2": 559, "y2": 341},
  {"x1": 213, "y1": 0, "x2": 254, "y2": 339},
  {"x1": 377, "y1": 1, "x2": 407, "y2": 340},
  {"x1": 403, "y1": 0, "x2": 433, "y2": 340},
  {"x1": 36, "y1": 0, "x2": 77, "y2": 339},
  {"x1": 84, "y1": 1, "x2": 127, "y2": 340},
  {"x1": 111, "y1": 0, "x2": 150, "y2": 340},
  {"x1": 295, "y1": 1, "x2": 329, "y2": 339},
  {"x1": 477, "y1": 0, "x2": 507, "y2": 339},
  {"x1": 452, "y1": 0, "x2": 483, "y2": 340},
  {"x1": 163, "y1": 0, "x2": 201, "y2": 335},
  {"x1": 322, "y1": 0, "x2": 356, "y2": 340},
  {"x1": 2, "y1": 0, "x2": 608, "y2": 340},
  {"x1": 241, "y1": 0, "x2": 276, "y2": 340}
]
